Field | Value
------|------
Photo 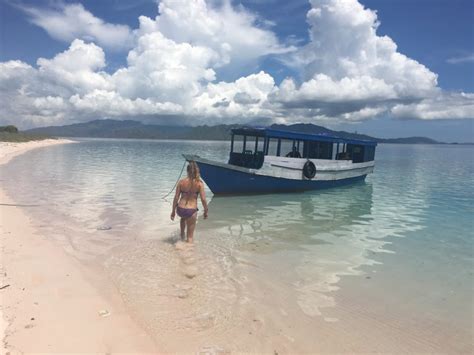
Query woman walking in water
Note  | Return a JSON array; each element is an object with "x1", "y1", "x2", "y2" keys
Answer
[{"x1": 171, "y1": 161, "x2": 208, "y2": 243}]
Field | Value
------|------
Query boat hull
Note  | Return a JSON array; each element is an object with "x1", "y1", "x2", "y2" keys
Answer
[{"x1": 188, "y1": 156, "x2": 367, "y2": 195}]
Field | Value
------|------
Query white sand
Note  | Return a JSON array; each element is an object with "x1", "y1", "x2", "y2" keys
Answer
[
  {"x1": 0, "y1": 140, "x2": 156, "y2": 353},
  {"x1": 0, "y1": 139, "x2": 72, "y2": 166}
]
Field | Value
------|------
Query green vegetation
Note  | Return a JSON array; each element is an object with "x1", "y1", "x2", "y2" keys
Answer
[
  {"x1": 0, "y1": 125, "x2": 53, "y2": 142},
  {"x1": 24, "y1": 119, "x2": 446, "y2": 144},
  {"x1": 0, "y1": 125, "x2": 19, "y2": 133}
]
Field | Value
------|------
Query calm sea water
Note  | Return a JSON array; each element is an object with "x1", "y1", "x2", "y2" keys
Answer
[{"x1": 1, "y1": 139, "x2": 473, "y2": 351}]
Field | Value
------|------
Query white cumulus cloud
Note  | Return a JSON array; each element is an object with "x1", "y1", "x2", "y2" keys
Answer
[
  {"x1": 275, "y1": 0, "x2": 442, "y2": 121},
  {"x1": 112, "y1": 31, "x2": 218, "y2": 103},
  {"x1": 70, "y1": 90, "x2": 182, "y2": 116},
  {"x1": 136, "y1": 0, "x2": 294, "y2": 69},
  {"x1": 36, "y1": 39, "x2": 112, "y2": 95},
  {"x1": 391, "y1": 92, "x2": 474, "y2": 120},
  {"x1": 19, "y1": 2, "x2": 133, "y2": 51},
  {"x1": 192, "y1": 71, "x2": 277, "y2": 120}
]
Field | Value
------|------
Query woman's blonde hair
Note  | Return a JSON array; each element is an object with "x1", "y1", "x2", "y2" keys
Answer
[{"x1": 187, "y1": 161, "x2": 201, "y2": 182}]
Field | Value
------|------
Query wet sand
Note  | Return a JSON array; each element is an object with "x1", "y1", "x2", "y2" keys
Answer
[
  {"x1": 104, "y1": 235, "x2": 472, "y2": 353},
  {"x1": 0, "y1": 140, "x2": 156, "y2": 353}
]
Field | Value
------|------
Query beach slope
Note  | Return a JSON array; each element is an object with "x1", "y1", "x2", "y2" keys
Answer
[{"x1": 0, "y1": 140, "x2": 156, "y2": 353}]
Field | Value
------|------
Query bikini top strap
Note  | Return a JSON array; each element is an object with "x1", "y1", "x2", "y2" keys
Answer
[{"x1": 181, "y1": 180, "x2": 200, "y2": 195}]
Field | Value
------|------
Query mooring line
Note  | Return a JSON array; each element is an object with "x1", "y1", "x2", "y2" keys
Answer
[{"x1": 161, "y1": 159, "x2": 187, "y2": 202}]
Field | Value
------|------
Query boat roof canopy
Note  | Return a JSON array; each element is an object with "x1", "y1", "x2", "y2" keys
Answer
[{"x1": 231, "y1": 128, "x2": 377, "y2": 147}]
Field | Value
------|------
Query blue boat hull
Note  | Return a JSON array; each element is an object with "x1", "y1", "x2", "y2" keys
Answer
[{"x1": 194, "y1": 159, "x2": 367, "y2": 195}]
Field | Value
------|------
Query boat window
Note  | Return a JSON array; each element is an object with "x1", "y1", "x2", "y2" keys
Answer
[
  {"x1": 332, "y1": 143, "x2": 339, "y2": 159},
  {"x1": 346, "y1": 144, "x2": 374, "y2": 163},
  {"x1": 266, "y1": 138, "x2": 279, "y2": 156},
  {"x1": 232, "y1": 135, "x2": 244, "y2": 153},
  {"x1": 256, "y1": 137, "x2": 265, "y2": 154},
  {"x1": 238, "y1": 136, "x2": 265, "y2": 155},
  {"x1": 280, "y1": 139, "x2": 302, "y2": 158},
  {"x1": 336, "y1": 144, "x2": 350, "y2": 160},
  {"x1": 280, "y1": 139, "x2": 292, "y2": 156},
  {"x1": 245, "y1": 136, "x2": 256, "y2": 154},
  {"x1": 295, "y1": 140, "x2": 304, "y2": 157},
  {"x1": 345, "y1": 144, "x2": 361, "y2": 162},
  {"x1": 305, "y1": 141, "x2": 333, "y2": 159},
  {"x1": 228, "y1": 134, "x2": 265, "y2": 169},
  {"x1": 365, "y1": 146, "x2": 375, "y2": 161}
]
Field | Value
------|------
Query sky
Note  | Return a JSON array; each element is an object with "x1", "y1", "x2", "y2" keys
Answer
[{"x1": 0, "y1": 0, "x2": 473, "y2": 141}]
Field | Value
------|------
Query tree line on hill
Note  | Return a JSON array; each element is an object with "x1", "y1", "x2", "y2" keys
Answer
[
  {"x1": 0, "y1": 125, "x2": 53, "y2": 142},
  {"x1": 0, "y1": 125, "x2": 19, "y2": 133},
  {"x1": 24, "y1": 119, "x2": 443, "y2": 144}
]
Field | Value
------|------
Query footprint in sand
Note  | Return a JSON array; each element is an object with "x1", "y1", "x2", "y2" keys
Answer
[
  {"x1": 198, "y1": 345, "x2": 227, "y2": 355},
  {"x1": 174, "y1": 241, "x2": 199, "y2": 278},
  {"x1": 180, "y1": 249, "x2": 194, "y2": 259},
  {"x1": 182, "y1": 256, "x2": 196, "y2": 265},
  {"x1": 173, "y1": 283, "x2": 193, "y2": 298},
  {"x1": 192, "y1": 312, "x2": 215, "y2": 330},
  {"x1": 250, "y1": 317, "x2": 266, "y2": 333},
  {"x1": 184, "y1": 265, "x2": 198, "y2": 278},
  {"x1": 175, "y1": 289, "x2": 189, "y2": 298},
  {"x1": 174, "y1": 240, "x2": 188, "y2": 251}
]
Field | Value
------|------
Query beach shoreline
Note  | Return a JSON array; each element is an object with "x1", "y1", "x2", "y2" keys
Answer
[{"x1": 0, "y1": 139, "x2": 156, "y2": 353}]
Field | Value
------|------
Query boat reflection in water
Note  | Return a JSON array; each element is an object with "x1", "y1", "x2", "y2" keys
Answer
[
  {"x1": 201, "y1": 181, "x2": 423, "y2": 318},
  {"x1": 204, "y1": 181, "x2": 374, "y2": 249}
]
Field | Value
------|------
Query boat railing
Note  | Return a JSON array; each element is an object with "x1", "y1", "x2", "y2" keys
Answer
[{"x1": 228, "y1": 151, "x2": 265, "y2": 169}]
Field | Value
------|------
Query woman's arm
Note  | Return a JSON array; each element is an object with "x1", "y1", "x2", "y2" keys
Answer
[
  {"x1": 170, "y1": 181, "x2": 181, "y2": 220},
  {"x1": 199, "y1": 182, "x2": 209, "y2": 219}
]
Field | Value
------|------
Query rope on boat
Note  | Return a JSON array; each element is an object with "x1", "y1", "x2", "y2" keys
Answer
[{"x1": 161, "y1": 159, "x2": 187, "y2": 201}]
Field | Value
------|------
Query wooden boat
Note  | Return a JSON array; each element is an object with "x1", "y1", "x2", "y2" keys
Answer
[{"x1": 184, "y1": 128, "x2": 377, "y2": 195}]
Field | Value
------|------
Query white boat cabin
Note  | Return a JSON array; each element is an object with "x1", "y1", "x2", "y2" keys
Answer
[{"x1": 228, "y1": 128, "x2": 377, "y2": 181}]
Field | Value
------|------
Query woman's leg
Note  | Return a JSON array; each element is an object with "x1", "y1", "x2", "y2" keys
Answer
[
  {"x1": 180, "y1": 218, "x2": 186, "y2": 240},
  {"x1": 185, "y1": 212, "x2": 198, "y2": 243}
]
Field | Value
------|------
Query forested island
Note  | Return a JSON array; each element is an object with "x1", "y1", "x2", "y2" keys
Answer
[{"x1": 24, "y1": 119, "x2": 452, "y2": 144}]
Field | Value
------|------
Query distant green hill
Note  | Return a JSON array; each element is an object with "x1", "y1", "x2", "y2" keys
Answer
[
  {"x1": 26, "y1": 119, "x2": 244, "y2": 140},
  {"x1": 25, "y1": 119, "x2": 442, "y2": 144},
  {"x1": 0, "y1": 124, "x2": 52, "y2": 142}
]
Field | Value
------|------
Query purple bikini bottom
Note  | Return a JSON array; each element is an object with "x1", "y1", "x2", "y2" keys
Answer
[{"x1": 176, "y1": 206, "x2": 198, "y2": 219}]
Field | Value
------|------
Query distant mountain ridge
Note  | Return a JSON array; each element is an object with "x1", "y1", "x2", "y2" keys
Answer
[
  {"x1": 269, "y1": 123, "x2": 440, "y2": 144},
  {"x1": 25, "y1": 119, "x2": 441, "y2": 144}
]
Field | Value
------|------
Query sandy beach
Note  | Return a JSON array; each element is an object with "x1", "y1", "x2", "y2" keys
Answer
[{"x1": 0, "y1": 140, "x2": 156, "y2": 354}]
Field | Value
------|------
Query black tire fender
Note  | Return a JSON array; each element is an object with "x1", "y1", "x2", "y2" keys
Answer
[{"x1": 303, "y1": 160, "x2": 316, "y2": 179}]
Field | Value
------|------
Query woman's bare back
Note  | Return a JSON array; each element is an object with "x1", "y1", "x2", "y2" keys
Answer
[{"x1": 178, "y1": 178, "x2": 201, "y2": 209}]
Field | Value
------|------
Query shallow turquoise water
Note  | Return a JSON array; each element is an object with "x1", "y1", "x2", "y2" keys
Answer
[{"x1": 1, "y1": 140, "x2": 473, "y2": 351}]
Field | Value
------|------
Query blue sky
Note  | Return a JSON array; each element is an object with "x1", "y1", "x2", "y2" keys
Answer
[{"x1": 0, "y1": 0, "x2": 473, "y2": 141}]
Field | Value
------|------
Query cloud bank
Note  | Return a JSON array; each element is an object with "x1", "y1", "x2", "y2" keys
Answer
[
  {"x1": 19, "y1": 2, "x2": 133, "y2": 51},
  {"x1": 1, "y1": 0, "x2": 473, "y2": 128}
]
